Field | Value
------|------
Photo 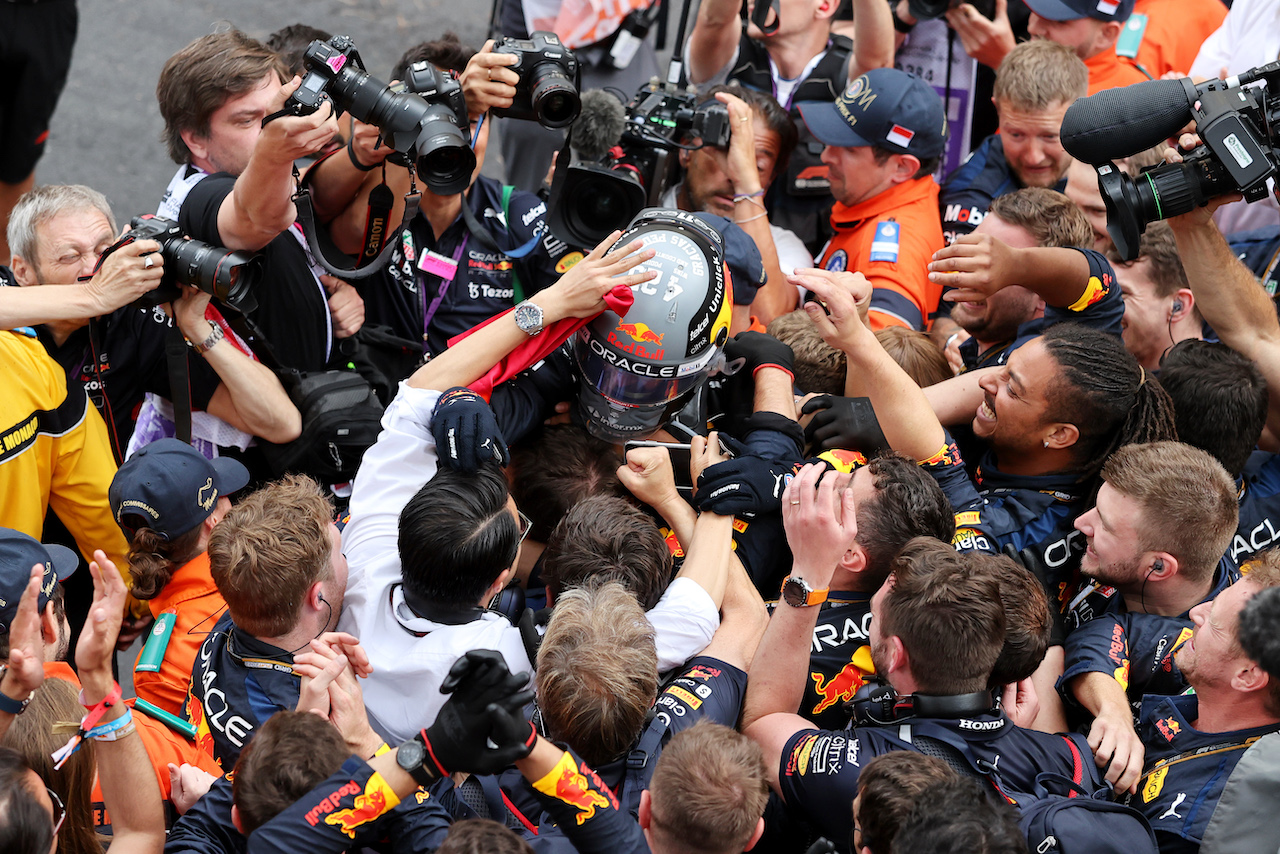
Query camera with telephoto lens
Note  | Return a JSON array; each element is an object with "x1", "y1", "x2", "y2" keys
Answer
[
  {"x1": 289, "y1": 35, "x2": 476, "y2": 194},
  {"x1": 548, "y1": 79, "x2": 732, "y2": 248},
  {"x1": 1061, "y1": 61, "x2": 1280, "y2": 260},
  {"x1": 903, "y1": 0, "x2": 995, "y2": 21},
  {"x1": 490, "y1": 31, "x2": 581, "y2": 128},
  {"x1": 127, "y1": 215, "x2": 262, "y2": 313}
]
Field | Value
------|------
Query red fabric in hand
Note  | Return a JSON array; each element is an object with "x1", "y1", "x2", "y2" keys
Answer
[{"x1": 448, "y1": 284, "x2": 635, "y2": 400}]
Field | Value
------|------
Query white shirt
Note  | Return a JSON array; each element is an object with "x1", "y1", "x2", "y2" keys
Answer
[
  {"x1": 339, "y1": 384, "x2": 532, "y2": 743},
  {"x1": 339, "y1": 382, "x2": 719, "y2": 741}
]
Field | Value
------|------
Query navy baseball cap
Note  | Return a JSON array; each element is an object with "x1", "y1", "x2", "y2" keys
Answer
[
  {"x1": 0, "y1": 528, "x2": 78, "y2": 632},
  {"x1": 109, "y1": 439, "x2": 250, "y2": 540},
  {"x1": 798, "y1": 68, "x2": 947, "y2": 160},
  {"x1": 691, "y1": 213, "x2": 767, "y2": 306},
  {"x1": 1024, "y1": 0, "x2": 1134, "y2": 22}
]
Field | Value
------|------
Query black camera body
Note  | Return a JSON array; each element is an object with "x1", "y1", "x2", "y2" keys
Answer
[
  {"x1": 548, "y1": 80, "x2": 732, "y2": 247},
  {"x1": 906, "y1": 0, "x2": 996, "y2": 21},
  {"x1": 491, "y1": 31, "x2": 582, "y2": 128},
  {"x1": 1063, "y1": 63, "x2": 1280, "y2": 260},
  {"x1": 128, "y1": 215, "x2": 261, "y2": 313},
  {"x1": 290, "y1": 36, "x2": 475, "y2": 194}
]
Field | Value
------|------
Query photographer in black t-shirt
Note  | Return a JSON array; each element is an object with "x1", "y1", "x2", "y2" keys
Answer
[{"x1": 156, "y1": 30, "x2": 361, "y2": 373}]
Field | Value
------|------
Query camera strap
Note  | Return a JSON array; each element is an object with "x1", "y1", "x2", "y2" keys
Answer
[
  {"x1": 357, "y1": 172, "x2": 396, "y2": 266},
  {"x1": 748, "y1": 0, "x2": 781, "y2": 37},
  {"x1": 291, "y1": 159, "x2": 422, "y2": 280},
  {"x1": 164, "y1": 323, "x2": 193, "y2": 444}
]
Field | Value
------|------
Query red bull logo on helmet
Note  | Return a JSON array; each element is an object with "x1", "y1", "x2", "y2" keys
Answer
[{"x1": 609, "y1": 322, "x2": 665, "y2": 359}]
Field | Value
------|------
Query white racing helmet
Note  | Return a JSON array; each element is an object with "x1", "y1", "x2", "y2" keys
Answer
[{"x1": 573, "y1": 208, "x2": 733, "y2": 442}]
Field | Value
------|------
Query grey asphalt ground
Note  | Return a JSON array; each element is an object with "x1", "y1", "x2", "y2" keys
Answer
[{"x1": 37, "y1": 0, "x2": 497, "y2": 222}]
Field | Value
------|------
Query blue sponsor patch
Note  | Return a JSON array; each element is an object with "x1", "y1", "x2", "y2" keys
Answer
[
  {"x1": 825, "y1": 249, "x2": 848, "y2": 272},
  {"x1": 869, "y1": 221, "x2": 900, "y2": 263}
]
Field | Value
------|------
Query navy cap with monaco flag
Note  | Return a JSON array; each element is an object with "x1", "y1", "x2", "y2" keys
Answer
[{"x1": 798, "y1": 68, "x2": 947, "y2": 160}]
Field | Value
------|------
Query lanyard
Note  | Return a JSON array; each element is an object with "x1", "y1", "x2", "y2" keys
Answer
[{"x1": 419, "y1": 234, "x2": 470, "y2": 350}]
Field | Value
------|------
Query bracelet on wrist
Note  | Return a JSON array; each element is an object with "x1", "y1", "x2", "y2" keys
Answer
[
  {"x1": 187, "y1": 322, "x2": 225, "y2": 355},
  {"x1": 347, "y1": 140, "x2": 378, "y2": 171},
  {"x1": 733, "y1": 189, "x2": 766, "y2": 202},
  {"x1": 54, "y1": 682, "x2": 124, "y2": 768},
  {"x1": 87, "y1": 707, "x2": 134, "y2": 740},
  {"x1": 736, "y1": 212, "x2": 768, "y2": 224}
]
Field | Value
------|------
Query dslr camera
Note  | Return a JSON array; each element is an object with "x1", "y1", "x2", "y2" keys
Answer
[
  {"x1": 902, "y1": 0, "x2": 995, "y2": 20},
  {"x1": 290, "y1": 35, "x2": 475, "y2": 194},
  {"x1": 1062, "y1": 61, "x2": 1280, "y2": 260},
  {"x1": 126, "y1": 216, "x2": 261, "y2": 313},
  {"x1": 548, "y1": 79, "x2": 731, "y2": 247},
  {"x1": 490, "y1": 31, "x2": 581, "y2": 128}
]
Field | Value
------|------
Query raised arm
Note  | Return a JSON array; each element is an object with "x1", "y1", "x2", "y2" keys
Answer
[
  {"x1": 848, "y1": 0, "x2": 895, "y2": 80},
  {"x1": 1166, "y1": 185, "x2": 1280, "y2": 438},
  {"x1": 795, "y1": 268, "x2": 947, "y2": 460},
  {"x1": 742, "y1": 464, "x2": 855, "y2": 729},
  {"x1": 77, "y1": 552, "x2": 166, "y2": 854},
  {"x1": 216, "y1": 77, "x2": 340, "y2": 251},
  {"x1": 929, "y1": 233, "x2": 1099, "y2": 310},
  {"x1": 687, "y1": 0, "x2": 743, "y2": 85},
  {"x1": 408, "y1": 232, "x2": 655, "y2": 392}
]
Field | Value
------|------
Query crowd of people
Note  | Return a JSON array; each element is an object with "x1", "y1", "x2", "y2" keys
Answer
[{"x1": 3, "y1": 0, "x2": 1280, "y2": 852}]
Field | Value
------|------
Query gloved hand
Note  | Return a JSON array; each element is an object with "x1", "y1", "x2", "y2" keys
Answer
[
  {"x1": 801, "y1": 396, "x2": 890, "y2": 455},
  {"x1": 432, "y1": 387, "x2": 510, "y2": 472},
  {"x1": 421, "y1": 650, "x2": 535, "y2": 776},
  {"x1": 694, "y1": 453, "x2": 794, "y2": 518},
  {"x1": 723, "y1": 331, "x2": 795, "y2": 378}
]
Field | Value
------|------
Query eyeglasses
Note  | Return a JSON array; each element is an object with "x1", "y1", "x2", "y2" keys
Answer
[
  {"x1": 517, "y1": 510, "x2": 532, "y2": 546},
  {"x1": 46, "y1": 787, "x2": 65, "y2": 835}
]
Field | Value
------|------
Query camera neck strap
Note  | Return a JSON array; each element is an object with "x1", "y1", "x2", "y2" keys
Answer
[
  {"x1": 290, "y1": 156, "x2": 423, "y2": 280},
  {"x1": 164, "y1": 322, "x2": 193, "y2": 444}
]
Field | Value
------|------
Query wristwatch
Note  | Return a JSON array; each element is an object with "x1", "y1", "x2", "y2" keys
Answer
[
  {"x1": 513, "y1": 300, "x2": 545, "y2": 336},
  {"x1": 188, "y1": 322, "x2": 225, "y2": 355},
  {"x1": 396, "y1": 733, "x2": 440, "y2": 787},
  {"x1": 0, "y1": 666, "x2": 30, "y2": 716},
  {"x1": 781, "y1": 575, "x2": 829, "y2": 608}
]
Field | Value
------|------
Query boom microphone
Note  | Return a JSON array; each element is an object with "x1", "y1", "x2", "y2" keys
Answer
[
  {"x1": 1061, "y1": 78, "x2": 1194, "y2": 165},
  {"x1": 571, "y1": 89, "x2": 627, "y2": 161}
]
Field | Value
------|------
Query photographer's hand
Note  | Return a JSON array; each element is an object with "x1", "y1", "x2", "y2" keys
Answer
[
  {"x1": 172, "y1": 285, "x2": 215, "y2": 344},
  {"x1": 86, "y1": 237, "x2": 165, "y2": 315},
  {"x1": 945, "y1": 0, "x2": 1015, "y2": 70},
  {"x1": 347, "y1": 118, "x2": 393, "y2": 170},
  {"x1": 257, "y1": 76, "x2": 342, "y2": 167},
  {"x1": 461, "y1": 40, "x2": 520, "y2": 120}
]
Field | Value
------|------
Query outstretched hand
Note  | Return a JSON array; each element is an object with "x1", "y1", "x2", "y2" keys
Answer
[
  {"x1": 1, "y1": 566, "x2": 46, "y2": 703},
  {"x1": 540, "y1": 232, "x2": 657, "y2": 322},
  {"x1": 930, "y1": 232, "x2": 1020, "y2": 302},
  {"x1": 424, "y1": 650, "x2": 536, "y2": 776},
  {"x1": 76, "y1": 551, "x2": 129, "y2": 702}
]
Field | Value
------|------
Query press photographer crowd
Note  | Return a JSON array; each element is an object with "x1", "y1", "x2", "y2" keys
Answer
[{"x1": 5, "y1": 0, "x2": 1280, "y2": 851}]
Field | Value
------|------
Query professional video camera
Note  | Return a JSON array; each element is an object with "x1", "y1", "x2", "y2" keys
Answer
[
  {"x1": 490, "y1": 31, "x2": 581, "y2": 128},
  {"x1": 1061, "y1": 61, "x2": 1280, "y2": 260},
  {"x1": 547, "y1": 79, "x2": 732, "y2": 247},
  {"x1": 125, "y1": 215, "x2": 262, "y2": 313},
  {"x1": 289, "y1": 35, "x2": 475, "y2": 194}
]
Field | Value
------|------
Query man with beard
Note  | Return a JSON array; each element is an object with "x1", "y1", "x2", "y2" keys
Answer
[
  {"x1": 933, "y1": 188, "x2": 1123, "y2": 373},
  {"x1": 1131, "y1": 558, "x2": 1280, "y2": 853},
  {"x1": 1062, "y1": 441, "x2": 1240, "y2": 795}
]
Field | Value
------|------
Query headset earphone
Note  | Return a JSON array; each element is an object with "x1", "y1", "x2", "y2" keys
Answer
[{"x1": 845, "y1": 679, "x2": 996, "y2": 727}]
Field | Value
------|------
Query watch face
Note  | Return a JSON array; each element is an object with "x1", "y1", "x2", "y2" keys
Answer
[
  {"x1": 515, "y1": 302, "x2": 543, "y2": 334},
  {"x1": 398, "y1": 739, "x2": 425, "y2": 771},
  {"x1": 782, "y1": 577, "x2": 807, "y2": 607}
]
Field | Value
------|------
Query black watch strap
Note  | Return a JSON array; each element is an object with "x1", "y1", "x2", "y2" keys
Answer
[{"x1": 398, "y1": 733, "x2": 441, "y2": 787}]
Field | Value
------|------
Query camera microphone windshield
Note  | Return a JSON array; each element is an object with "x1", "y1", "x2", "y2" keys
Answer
[
  {"x1": 1061, "y1": 77, "x2": 1195, "y2": 165},
  {"x1": 573, "y1": 89, "x2": 627, "y2": 160}
]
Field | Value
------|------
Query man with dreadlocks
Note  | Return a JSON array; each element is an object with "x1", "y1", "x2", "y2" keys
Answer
[{"x1": 799, "y1": 270, "x2": 1177, "y2": 735}]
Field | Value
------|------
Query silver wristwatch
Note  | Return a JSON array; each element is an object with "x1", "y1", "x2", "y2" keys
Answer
[{"x1": 513, "y1": 300, "x2": 545, "y2": 336}]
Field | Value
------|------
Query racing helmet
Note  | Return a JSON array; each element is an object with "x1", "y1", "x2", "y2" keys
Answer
[{"x1": 574, "y1": 208, "x2": 733, "y2": 442}]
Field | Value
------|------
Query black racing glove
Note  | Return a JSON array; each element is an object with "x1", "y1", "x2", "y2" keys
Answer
[
  {"x1": 694, "y1": 454, "x2": 794, "y2": 518},
  {"x1": 802, "y1": 395, "x2": 890, "y2": 455},
  {"x1": 723, "y1": 331, "x2": 795, "y2": 378},
  {"x1": 431, "y1": 387, "x2": 510, "y2": 472},
  {"x1": 421, "y1": 650, "x2": 535, "y2": 776},
  {"x1": 1001, "y1": 544, "x2": 1066, "y2": 648}
]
